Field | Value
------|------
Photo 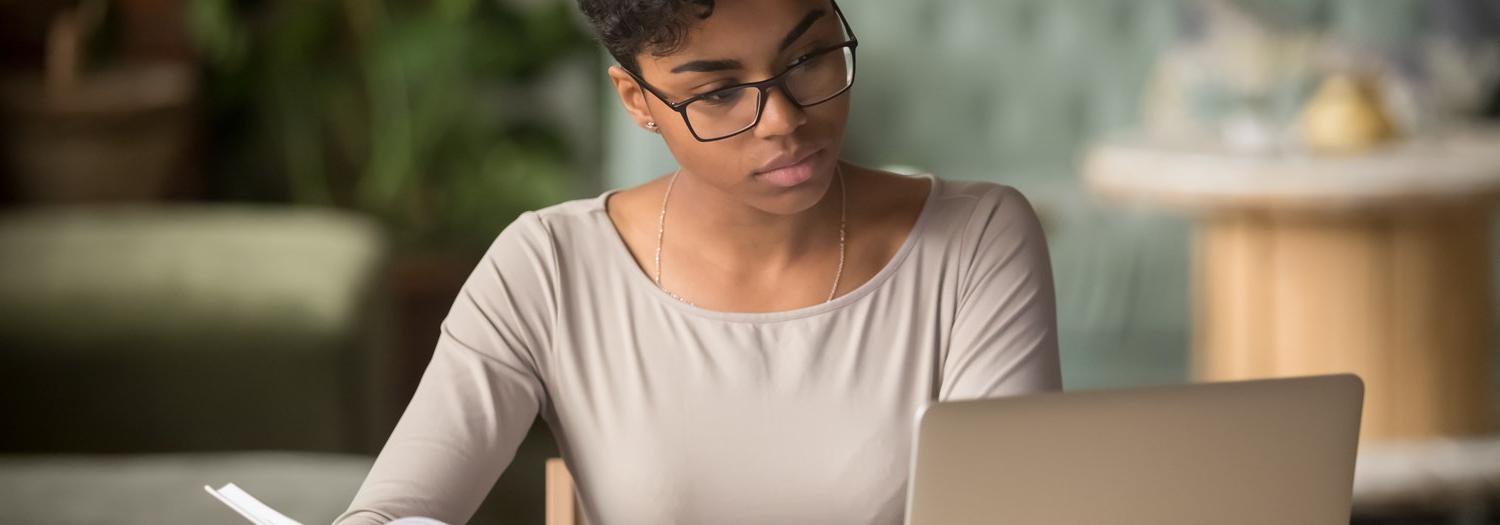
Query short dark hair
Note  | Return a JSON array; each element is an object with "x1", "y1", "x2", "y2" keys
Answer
[{"x1": 576, "y1": 0, "x2": 716, "y2": 73}]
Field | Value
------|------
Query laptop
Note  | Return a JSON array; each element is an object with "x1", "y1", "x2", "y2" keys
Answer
[{"x1": 904, "y1": 374, "x2": 1363, "y2": 525}]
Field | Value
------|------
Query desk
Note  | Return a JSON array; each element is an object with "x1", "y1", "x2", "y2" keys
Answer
[{"x1": 1085, "y1": 128, "x2": 1500, "y2": 442}]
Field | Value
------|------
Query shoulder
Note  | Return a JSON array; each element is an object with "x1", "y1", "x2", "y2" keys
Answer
[
  {"x1": 491, "y1": 192, "x2": 613, "y2": 250},
  {"x1": 912, "y1": 176, "x2": 1041, "y2": 243},
  {"x1": 530, "y1": 193, "x2": 608, "y2": 232},
  {"x1": 915, "y1": 178, "x2": 1054, "y2": 310},
  {"x1": 932, "y1": 177, "x2": 1033, "y2": 215},
  {"x1": 923, "y1": 178, "x2": 1049, "y2": 281},
  {"x1": 471, "y1": 194, "x2": 610, "y2": 281}
]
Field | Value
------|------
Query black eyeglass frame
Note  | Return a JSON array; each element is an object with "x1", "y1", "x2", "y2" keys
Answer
[{"x1": 625, "y1": 1, "x2": 860, "y2": 142}]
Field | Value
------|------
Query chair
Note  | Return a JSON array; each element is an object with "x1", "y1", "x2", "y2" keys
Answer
[{"x1": 545, "y1": 458, "x2": 586, "y2": 525}]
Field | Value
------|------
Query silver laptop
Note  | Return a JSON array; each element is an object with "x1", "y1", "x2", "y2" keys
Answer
[{"x1": 904, "y1": 374, "x2": 1363, "y2": 525}]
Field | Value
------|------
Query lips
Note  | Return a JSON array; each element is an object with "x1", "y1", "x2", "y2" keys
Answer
[
  {"x1": 756, "y1": 148, "x2": 820, "y2": 174},
  {"x1": 754, "y1": 148, "x2": 822, "y2": 188},
  {"x1": 762, "y1": 147, "x2": 822, "y2": 174}
]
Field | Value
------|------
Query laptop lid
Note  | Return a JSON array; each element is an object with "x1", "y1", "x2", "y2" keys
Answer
[{"x1": 905, "y1": 374, "x2": 1363, "y2": 525}]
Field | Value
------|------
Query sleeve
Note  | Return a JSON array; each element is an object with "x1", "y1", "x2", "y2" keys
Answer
[
  {"x1": 939, "y1": 185, "x2": 1062, "y2": 401},
  {"x1": 333, "y1": 212, "x2": 557, "y2": 525}
]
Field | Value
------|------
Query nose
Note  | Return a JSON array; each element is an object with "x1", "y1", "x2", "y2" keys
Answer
[{"x1": 752, "y1": 85, "x2": 808, "y2": 138}]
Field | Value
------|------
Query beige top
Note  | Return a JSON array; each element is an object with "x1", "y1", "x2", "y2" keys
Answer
[{"x1": 334, "y1": 174, "x2": 1061, "y2": 525}]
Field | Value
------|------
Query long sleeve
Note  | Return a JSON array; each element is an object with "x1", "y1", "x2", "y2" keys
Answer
[
  {"x1": 939, "y1": 185, "x2": 1062, "y2": 401},
  {"x1": 334, "y1": 212, "x2": 558, "y2": 525}
]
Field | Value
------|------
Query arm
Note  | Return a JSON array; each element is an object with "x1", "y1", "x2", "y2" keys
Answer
[
  {"x1": 334, "y1": 213, "x2": 557, "y2": 525},
  {"x1": 940, "y1": 186, "x2": 1061, "y2": 401}
]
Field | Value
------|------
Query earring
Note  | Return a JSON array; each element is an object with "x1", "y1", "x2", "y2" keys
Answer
[{"x1": 645, "y1": 121, "x2": 659, "y2": 132}]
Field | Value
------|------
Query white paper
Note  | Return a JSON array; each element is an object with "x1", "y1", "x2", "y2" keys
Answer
[
  {"x1": 203, "y1": 483, "x2": 304, "y2": 525},
  {"x1": 203, "y1": 483, "x2": 450, "y2": 525}
]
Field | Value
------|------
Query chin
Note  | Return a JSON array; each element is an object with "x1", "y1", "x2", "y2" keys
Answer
[{"x1": 752, "y1": 160, "x2": 841, "y2": 216}]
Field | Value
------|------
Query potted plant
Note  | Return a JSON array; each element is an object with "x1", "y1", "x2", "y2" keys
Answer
[
  {"x1": 0, "y1": 0, "x2": 196, "y2": 203},
  {"x1": 187, "y1": 0, "x2": 593, "y2": 250}
]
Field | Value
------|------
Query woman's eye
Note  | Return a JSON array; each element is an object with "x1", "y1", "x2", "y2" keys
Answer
[
  {"x1": 790, "y1": 52, "x2": 828, "y2": 73},
  {"x1": 691, "y1": 81, "x2": 734, "y2": 96},
  {"x1": 700, "y1": 89, "x2": 743, "y2": 106},
  {"x1": 790, "y1": 52, "x2": 820, "y2": 68},
  {"x1": 791, "y1": 41, "x2": 836, "y2": 65}
]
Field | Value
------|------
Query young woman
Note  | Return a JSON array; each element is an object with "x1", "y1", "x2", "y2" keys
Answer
[{"x1": 335, "y1": 0, "x2": 1059, "y2": 523}]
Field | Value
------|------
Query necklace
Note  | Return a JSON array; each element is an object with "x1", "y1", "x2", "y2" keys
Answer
[{"x1": 653, "y1": 166, "x2": 847, "y2": 307}]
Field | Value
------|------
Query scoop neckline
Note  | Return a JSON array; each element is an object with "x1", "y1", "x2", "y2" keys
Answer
[{"x1": 593, "y1": 172, "x2": 940, "y2": 324}]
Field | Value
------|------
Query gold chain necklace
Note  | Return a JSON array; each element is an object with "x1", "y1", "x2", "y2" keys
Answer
[{"x1": 653, "y1": 166, "x2": 847, "y2": 307}]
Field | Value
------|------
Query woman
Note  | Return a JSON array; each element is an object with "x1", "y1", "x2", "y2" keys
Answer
[{"x1": 335, "y1": 0, "x2": 1059, "y2": 523}]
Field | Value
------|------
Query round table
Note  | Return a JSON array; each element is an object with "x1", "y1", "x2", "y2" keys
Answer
[{"x1": 1085, "y1": 128, "x2": 1500, "y2": 442}]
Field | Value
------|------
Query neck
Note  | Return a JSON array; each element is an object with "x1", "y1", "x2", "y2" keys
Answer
[{"x1": 666, "y1": 164, "x2": 845, "y2": 272}]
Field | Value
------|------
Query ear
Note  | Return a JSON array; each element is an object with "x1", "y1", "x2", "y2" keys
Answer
[{"x1": 608, "y1": 65, "x2": 660, "y2": 132}]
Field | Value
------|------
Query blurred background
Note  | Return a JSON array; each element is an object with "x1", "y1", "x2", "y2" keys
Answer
[{"x1": 1, "y1": 0, "x2": 1498, "y2": 523}]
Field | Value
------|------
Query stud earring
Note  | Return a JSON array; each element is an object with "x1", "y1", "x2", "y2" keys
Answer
[{"x1": 645, "y1": 121, "x2": 659, "y2": 132}]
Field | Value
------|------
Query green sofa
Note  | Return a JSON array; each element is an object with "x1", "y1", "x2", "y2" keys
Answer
[{"x1": 0, "y1": 205, "x2": 393, "y2": 523}]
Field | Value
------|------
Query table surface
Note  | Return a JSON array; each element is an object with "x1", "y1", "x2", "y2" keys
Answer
[
  {"x1": 1084, "y1": 126, "x2": 1500, "y2": 213},
  {"x1": 1354, "y1": 437, "x2": 1500, "y2": 512}
]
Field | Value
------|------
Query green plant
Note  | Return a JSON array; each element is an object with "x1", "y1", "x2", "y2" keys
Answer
[{"x1": 189, "y1": 0, "x2": 594, "y2": 249}]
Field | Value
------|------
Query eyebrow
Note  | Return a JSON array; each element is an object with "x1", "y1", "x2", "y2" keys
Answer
[
  {"x1": 669, "y1": 8, "x2": 828, "y2": 74},
  {"x1": 670, "y1": 58, "x2": 742, "y2": 74},
  {"x1": 778, "y1": 9, "x2": 827, "y2": 53}
]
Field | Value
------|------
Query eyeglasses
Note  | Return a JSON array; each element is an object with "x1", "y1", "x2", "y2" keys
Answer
[{"x1": 627, "y1": 3, "x2": 859, "y2": 142}]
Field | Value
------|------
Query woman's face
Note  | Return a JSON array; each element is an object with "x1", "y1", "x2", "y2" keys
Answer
[{"x1": 609, "y1": 0, "x2": 853, "y2": 216}]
